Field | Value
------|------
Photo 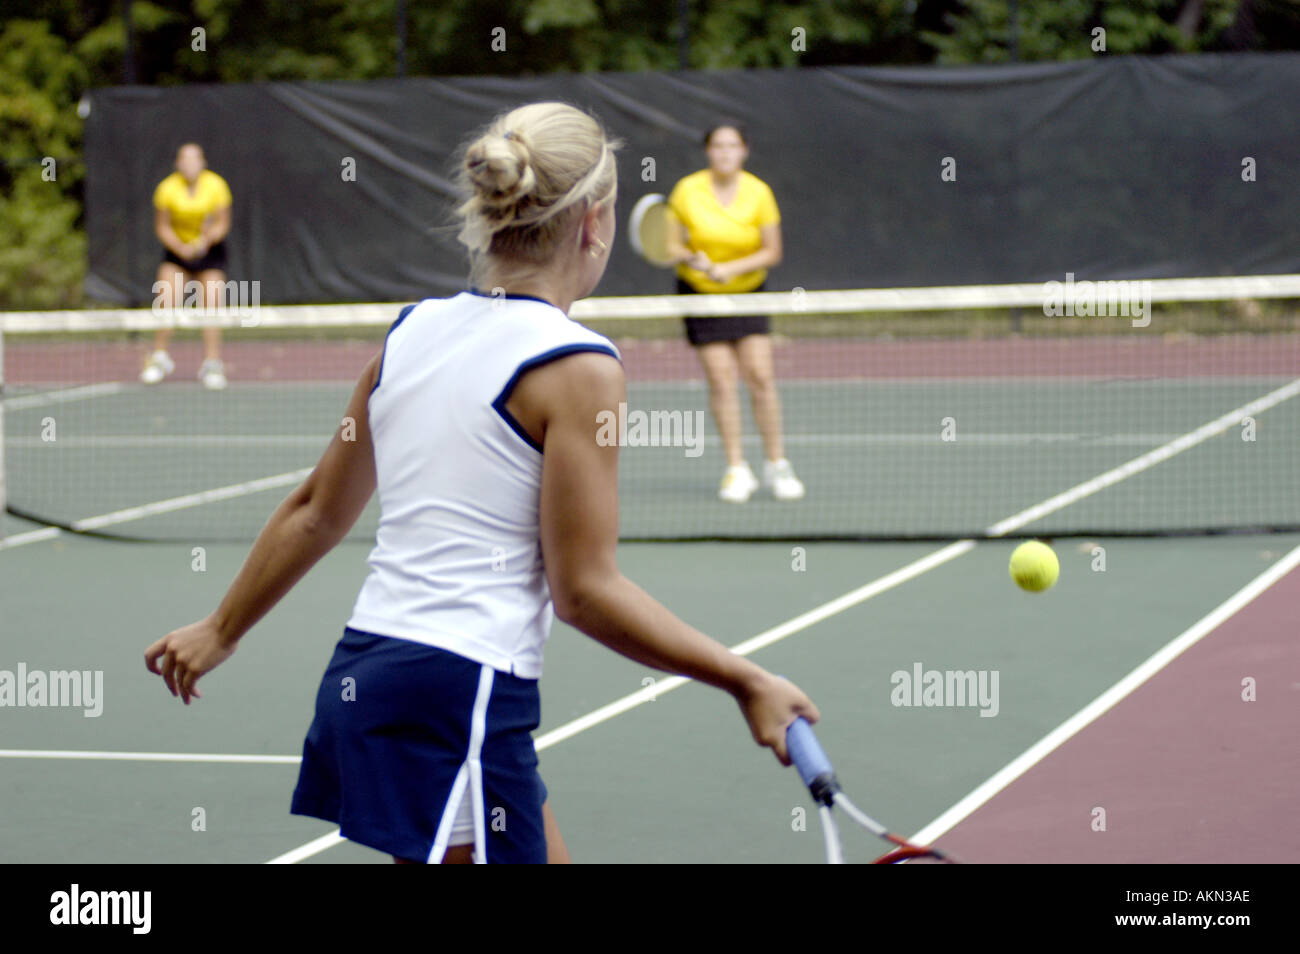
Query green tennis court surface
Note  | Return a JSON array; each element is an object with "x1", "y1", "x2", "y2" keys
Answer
[{"x1": 3, "y1": 517, "x2": 1297, "y2": 863}]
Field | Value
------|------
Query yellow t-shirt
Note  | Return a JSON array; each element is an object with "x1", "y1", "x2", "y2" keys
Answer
[
  {"x1": 153, "y1": 170, "x2": 232, "y2": 244},
  {"x1": 667, "y1": 169, "x2": 780, "y2": 293}
]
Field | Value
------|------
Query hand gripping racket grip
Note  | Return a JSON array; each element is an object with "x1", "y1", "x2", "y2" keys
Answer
[{"x1": 787, "y1": 717, "x2": 840, "y2": 806}]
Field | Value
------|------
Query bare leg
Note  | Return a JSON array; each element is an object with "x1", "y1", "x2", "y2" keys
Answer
[
  {"x1": 695, "y1": 341, "x2": 745, "y2": 467},
  {"x1": 196, "y1": 268, "x2": 226, "y2": 361},
  {"x1": 543, "y1": 799, "x2": 570, "y2": 863},
  {"x1": 150, "y1": 261, "x2": 187, "y2": 356},
  {"x1": 735, "y1": 334, "x2": 784, "y2": 462}
]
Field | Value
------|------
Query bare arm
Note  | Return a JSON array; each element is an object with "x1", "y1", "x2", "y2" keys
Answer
[
  {"x1": 145, "y1": 354, "x2": 380, "y2": 701},
  {"x1": 196, "y1": 204, "x2": 231, "y2": 251},
  {"x1": 508, "y1": 352, "x2": 818, "y2": 761},
  {"x1": 664, "y1": 213, "x2": 706, "y2": 268},
  {"x1": 154, "y1": 207, "x2": 190, "y2": 259},
  {"x1": 711, "y1": 223, "x2": 782, "y2": 282}
]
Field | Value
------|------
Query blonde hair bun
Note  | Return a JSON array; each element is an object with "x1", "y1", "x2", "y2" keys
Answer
[
  {"x1": 465, "y1": 133, "x2": 536, "y2": 214},
  {"x1": 455, "y1": 102, "x2": 619, "y2": 260}
]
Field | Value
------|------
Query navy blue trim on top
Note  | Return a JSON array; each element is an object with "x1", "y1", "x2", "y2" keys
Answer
[
  {"x1": 492, "y1": 344, "x2": 621, "y2": 453},
  {"x1": 371, "y1": 303, "x2": 418, "y2": 395},
  {"x1": 466, "y1": 287, "x2": 558, "y2": 309}
]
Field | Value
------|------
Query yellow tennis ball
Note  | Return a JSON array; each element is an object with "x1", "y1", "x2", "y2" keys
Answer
[{"x1": 1009, "y1": 541, "x2": 1059, "y2": 593}]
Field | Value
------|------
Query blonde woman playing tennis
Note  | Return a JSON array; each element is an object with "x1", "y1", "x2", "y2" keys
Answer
[{"x1": 144, "y1": 103, "x2": 819, "y2": 864}]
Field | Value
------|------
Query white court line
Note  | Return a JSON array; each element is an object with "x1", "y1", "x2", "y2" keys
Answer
[
  {"x1": 265, "y1": 832, "x2": 348, "y2": 865},
  {"x1": 0, "y1": 526, "x2": 61, "y2": 551},
  {"x1": 0, "y1": 749, "x2": 300, "y2": 764},
  {"x1": 909, "y1": 539, "x2": 1300, "y2": 849},
  {"x1": 2, "y1": 383, "x2": 125, "y2": 410},
  {"x1": 0, "y1": 469, "x2": 311, "y2": 547},
  {"x1": 77, "y1": 470, "x2": 311, "y2": 532}
]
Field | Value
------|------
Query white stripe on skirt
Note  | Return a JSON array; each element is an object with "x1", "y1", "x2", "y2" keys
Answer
[{"x1": 427, "y1": 664, "x2": 496, "y2": 864}]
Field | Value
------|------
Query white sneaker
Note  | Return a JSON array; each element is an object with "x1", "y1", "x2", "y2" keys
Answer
[
  {"x1": 764, "y1": 458, "x2": 805, "y2": 500},
  {"x1": 719, "y1": 463, "x2": 759, "y2": 503},
  {"x1": 199, "y1": 358, "x2": 227, "y2": 390},
  {"x1": 140, "y1": 350, "x2": 175, "y2": 384}
]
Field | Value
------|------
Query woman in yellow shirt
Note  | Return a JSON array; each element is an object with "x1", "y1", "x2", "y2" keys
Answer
[
  {"x1": 665, "y1": 124, "x2": 804, "y2": 503},
  {"x1": 142, "y1": 143, "x2": 232, "y2": 389}
]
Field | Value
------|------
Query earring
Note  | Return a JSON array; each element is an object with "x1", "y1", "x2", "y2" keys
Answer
[{"x1": 589, "y1": 238, "x2": 607, "y2": 258}]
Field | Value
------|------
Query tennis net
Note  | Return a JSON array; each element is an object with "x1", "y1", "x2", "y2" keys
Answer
[{"x1": 4, "y1": 278, "x2": 1300, "y2": 543}]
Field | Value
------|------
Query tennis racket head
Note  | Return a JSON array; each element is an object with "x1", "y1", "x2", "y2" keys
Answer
[{"x1": 628, "y1": 193, "x2": 675, "y2": 267}]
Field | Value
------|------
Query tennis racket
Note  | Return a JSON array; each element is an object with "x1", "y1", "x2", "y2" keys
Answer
[
  {"x1": 627, "y1": 193, "x2": 677, "y2": 267},
  {"x1": 787, "y1": 717, "x2": 958, "y2": 864}
]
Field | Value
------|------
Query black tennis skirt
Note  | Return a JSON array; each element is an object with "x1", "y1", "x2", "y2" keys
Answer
[
  {"x1": 162, "y1": 241, "x2": 228, "y2": 273},
  {"x1": 677, "y1": 278, "x2": 771, "y2": 346}
]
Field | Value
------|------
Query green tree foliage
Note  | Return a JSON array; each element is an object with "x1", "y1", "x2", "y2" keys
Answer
[
  {"x1": 3, "y1": 0, "x2": 1299, "y2": 305},
  {"x1": 924, "y1": 0, "x2": 1246, "y2": 63},
  {"x1": 0, "y1": 19, "x2": 88, "y2": 308}
]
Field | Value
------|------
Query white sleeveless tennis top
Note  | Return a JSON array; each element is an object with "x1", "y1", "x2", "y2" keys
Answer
[{"x1": 347, "y1": 290, "x2": 620, "y2": 678}]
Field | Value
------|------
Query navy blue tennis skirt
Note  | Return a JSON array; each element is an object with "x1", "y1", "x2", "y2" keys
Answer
[{"x1": 291, "y1": 627, "x2": 549, "y2": 863}]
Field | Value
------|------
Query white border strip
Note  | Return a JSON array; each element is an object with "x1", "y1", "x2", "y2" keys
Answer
[{"x1": 6, "y1": 274, "x2": 1300, "y2": 330}]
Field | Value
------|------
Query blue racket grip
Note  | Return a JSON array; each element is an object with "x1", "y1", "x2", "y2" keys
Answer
[{"x1": 787, "y1": 717, "x2": 836, "y2": 796}]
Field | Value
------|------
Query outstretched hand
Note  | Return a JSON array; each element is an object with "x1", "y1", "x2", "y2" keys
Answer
[{"x1": 144, "y1": 616, "x2": 235, "y2": 704}]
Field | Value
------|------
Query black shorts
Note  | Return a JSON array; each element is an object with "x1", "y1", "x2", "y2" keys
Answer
[
  {"x1": 162, "y1": 241, "x2": 228, "y2": 273},
  {"x1": 677, "y1": 278, "x2": 771, "y2": 346}
]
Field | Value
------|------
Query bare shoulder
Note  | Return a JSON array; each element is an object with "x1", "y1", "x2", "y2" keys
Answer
[
  {"x1": 506, "y1": 349, "x2": 623, "y2": 446},
  {"x1": 521, "y1": 349, "x2": 623, "y2": 403}
]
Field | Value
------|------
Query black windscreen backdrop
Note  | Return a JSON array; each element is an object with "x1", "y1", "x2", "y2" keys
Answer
[{"x1": 84, "y1": 53, "x2": 1300, "y2": 306}]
